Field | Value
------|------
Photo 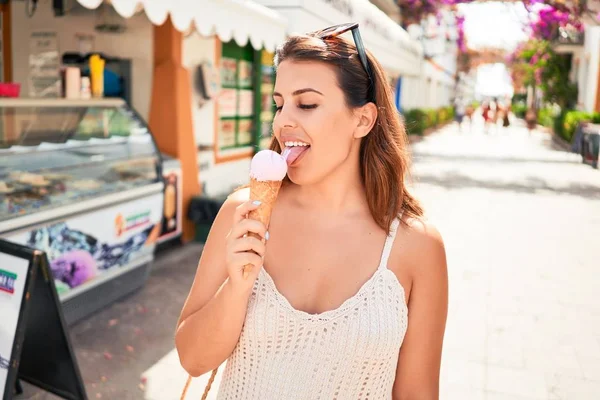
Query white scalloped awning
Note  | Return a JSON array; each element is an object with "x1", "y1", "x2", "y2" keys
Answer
[{"x1": 76, "y1": 0, "x2": 287, "y2": 52}]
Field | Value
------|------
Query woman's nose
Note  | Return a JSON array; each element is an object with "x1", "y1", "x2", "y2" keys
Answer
[{"x1": 276, "y1": 106, "x2": 297, "y2": 129}]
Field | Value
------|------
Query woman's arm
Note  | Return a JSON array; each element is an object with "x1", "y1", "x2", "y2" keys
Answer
[
  {"x1": 175, "y1": 189, "x2": 263, "y2": 377},
  {"x1": 392, "y1": 220, "x2": 449, "y2": 400}
]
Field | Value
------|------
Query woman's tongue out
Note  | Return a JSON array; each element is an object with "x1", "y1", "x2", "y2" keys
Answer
[{"x1": 284, "y1": 146, "x2": 309, "y2": 166}]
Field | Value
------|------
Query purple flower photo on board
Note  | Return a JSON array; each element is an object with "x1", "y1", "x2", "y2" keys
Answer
[{"x1": 50, "y1": 250, "x2": 98, "y2": 289}]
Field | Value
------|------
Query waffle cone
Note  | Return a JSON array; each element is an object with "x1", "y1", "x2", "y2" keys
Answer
[{"x1": 243, "y1": 178, "x2": 283, "y2": 278}]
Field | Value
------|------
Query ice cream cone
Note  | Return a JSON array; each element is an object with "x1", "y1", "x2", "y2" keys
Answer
[{"x1": 243, "y1": 178, "x2": 282, "y2": 278}]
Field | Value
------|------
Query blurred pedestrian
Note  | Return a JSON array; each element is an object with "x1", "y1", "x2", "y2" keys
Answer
[
  {"x1": 454, "y1": 96, "x2": 466, "y2": 132},
  {"x1": 525, "y1": 108, "x2": 537, "y2": 135},
  {"x1": 502, "y1": 106, "x2": 510, "y2": 128},
  {"x1": 482, "y1": 101, "x2": 491, "y2": 133},
  {"x1": 465, "y1": 102, "x2": 475, "y2": 132}
]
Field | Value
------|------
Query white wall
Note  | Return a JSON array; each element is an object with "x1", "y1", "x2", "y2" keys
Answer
[
  {"x1": 11, "y1": 1, "x2": 153, "y2": 120},
  {"x1": 401, "y1": 13, "x2": 457, "y2": 110},
  {"x1": 197, "y1": 150, "x2": 251, "y2": 197},
  {"x1": 578, "y1": 26, "x2": 600, "y2": 113},
  {"x1": 183, "y1": 32, "x2": 216, "y2": 148}
]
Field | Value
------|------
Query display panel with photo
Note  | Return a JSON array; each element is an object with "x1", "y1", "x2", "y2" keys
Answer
[
  {"x1": 218, "y1": 119, "x2": 236, "y2": 149},
  {"x1": 220, "y1": 58, "x2": 238, "y2": 88},
  {"x1": 237, "y1": 119, "x2": 254, "y2": 147},
  {"x1": 238, "y1": 60, "x2": 253, "y2": 88}
]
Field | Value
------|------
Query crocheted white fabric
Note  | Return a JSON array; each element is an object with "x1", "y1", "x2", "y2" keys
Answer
[{"x1": 216, "y1": 218, "x2": 408, "y2": 399}]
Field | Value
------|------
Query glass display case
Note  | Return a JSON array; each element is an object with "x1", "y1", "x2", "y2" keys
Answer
[
  {"x1": 0, "y1": 99, "x2": 162, "y2": 228},
  {"x1": 0, "y1": 99, "x2": 165, "y2": 325}
]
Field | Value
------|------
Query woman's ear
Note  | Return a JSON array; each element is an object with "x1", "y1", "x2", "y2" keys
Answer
[{"x1": 354, "y1": 102, "x2": 378, "y2": 138}]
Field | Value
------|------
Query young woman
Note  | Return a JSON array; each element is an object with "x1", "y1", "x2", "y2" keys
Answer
[{"x1": 176, "y1": 23, "x2": 448, "y2": 399}]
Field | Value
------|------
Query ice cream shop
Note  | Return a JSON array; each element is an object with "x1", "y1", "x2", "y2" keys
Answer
[
  {"x1": 0, "y1": 0, "x2": 424, "y2": 329},
  {"x1": 0, "y1": 0, "x2": 287, "y2": 328}
]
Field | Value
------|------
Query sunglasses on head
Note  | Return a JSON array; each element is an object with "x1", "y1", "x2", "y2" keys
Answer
[{"x1": 312, "y1": 22, "x2": 375, "y2": 102}]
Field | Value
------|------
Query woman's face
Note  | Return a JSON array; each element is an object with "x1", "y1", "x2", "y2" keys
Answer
[{"x1": 272, "y1": 60, "x2": 367, "y2": 185}]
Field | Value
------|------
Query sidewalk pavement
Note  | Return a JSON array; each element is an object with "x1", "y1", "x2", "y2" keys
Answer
[{"x1": 412, "y1": 119, "x2": 600, "y2": 399}]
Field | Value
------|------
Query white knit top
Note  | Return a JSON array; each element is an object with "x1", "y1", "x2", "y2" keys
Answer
[{"x1": 216, "y1": 217, "x2": 408, "y2": 399}]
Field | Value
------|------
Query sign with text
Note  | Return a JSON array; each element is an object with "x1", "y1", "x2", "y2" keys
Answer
[
  {"x1": 0, "y1": 252, "x2": 29, "y2": 398},
  {"x1": 29, "y1": 31, "x2": 61, "y2": 98},
  {"x1": 0, "y1": 240, "x2": 87, "y2": 400}
]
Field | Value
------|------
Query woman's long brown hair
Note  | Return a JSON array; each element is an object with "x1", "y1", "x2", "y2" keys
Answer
[{"x1": 270, "y1": 33, "x2": 424, "y2": 232}]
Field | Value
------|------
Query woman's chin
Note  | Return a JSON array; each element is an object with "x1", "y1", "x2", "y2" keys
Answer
[{"x1": 286, "y1": 169, "x2": 310, "y2": 186}]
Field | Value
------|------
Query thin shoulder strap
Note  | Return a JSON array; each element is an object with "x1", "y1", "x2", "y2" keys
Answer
[{"x1": 378, "y1": 215, "x2": 402, "y2": 271}]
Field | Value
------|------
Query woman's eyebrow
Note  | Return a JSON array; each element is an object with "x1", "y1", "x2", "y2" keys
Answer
[{"x1": 273, "y1": 88, "x2": 324, "y2": 97}]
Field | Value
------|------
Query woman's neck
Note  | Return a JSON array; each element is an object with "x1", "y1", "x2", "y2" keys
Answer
[{"x1": 286, "y1": 156, "x2": 367, "y2": 216}]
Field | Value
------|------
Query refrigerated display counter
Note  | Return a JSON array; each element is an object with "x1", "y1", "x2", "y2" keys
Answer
[{"x1": 0, "y1": 98, "x2": 165, "y2": 325}]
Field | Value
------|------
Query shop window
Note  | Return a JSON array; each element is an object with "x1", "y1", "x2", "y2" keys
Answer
[
  {"x1": 217, "y1": 42, "x2": 277, "y2": 157},
  {"x1": 218, "y1": 41, "x2": 256, "y2": 153},
  {"x1": 259, "y1": 50, "x2": 276, "y2": 150}
]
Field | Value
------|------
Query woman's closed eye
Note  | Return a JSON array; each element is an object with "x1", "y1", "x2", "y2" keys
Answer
[{"x1": 275, "y1": 104, "x2": 318, "y2": 112}]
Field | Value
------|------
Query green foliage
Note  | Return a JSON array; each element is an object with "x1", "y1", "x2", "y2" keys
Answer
[
  {"x1": 437, "y1": 106, "x2": 455, "y2": 124},
  {"x1": 552, "y1": 110, "x2": 594, "y2": 142},
  {"x1": 511, "y1": 39, "x2": 578, "y2": 109},
  {"x1": 537, "y1": 107, "x2": 558, "y2": 127},
  {"x1": 403, "y1": 106, "x2": 456, "y2": 136},
  {"x1": 403, "y1": 109, "x2": 428, "y2": 135},
  {"x1": 511, "y1": 103, "x2": 527, "y2": 118},
  {"x1": 425, "y1": 109, "x2": 439, "y2": 127}
]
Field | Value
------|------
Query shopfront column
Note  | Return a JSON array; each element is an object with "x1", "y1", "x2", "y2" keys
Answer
[{"x1": 149, "y1": 16, "x2": 200, "y2": 242}]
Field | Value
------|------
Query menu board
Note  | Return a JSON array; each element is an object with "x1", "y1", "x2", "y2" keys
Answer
[
  {"x1": 0, "y1": 252, "x2": 29, "y2": 398},
  {"x1": 29, "y1": 31, "x2": 61, "y2": 98}
]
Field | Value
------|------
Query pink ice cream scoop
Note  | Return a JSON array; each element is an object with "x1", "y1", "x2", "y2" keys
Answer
[{"x1": 250, "y1": 150, "x2": 288, "y2": 181}]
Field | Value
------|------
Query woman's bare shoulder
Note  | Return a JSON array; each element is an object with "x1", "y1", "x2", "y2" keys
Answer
[{"x1": 393, "y1": 215, "x2": 447, "y2": 281}]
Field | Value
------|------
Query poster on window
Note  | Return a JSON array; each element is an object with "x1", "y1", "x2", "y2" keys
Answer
[
  {"x1": 260, "y1": 120, "x2": 273, "y2": 150},
  {"x1": 261, "y1": 92, "x2": 274, "y2": 121},
  {"x1": 158, "y1": 168, "x2": 182, "y2": 243},
  {"x1": 238, "y1": 60, "x2": 253, "y2": 88},
  {"x1": 0, "y1": 252, "x2": 30, "y2": 397},
  {"x1": 219, "y1": 119, "x2": 236, "y2": 148},
  {"x1": 237, "y1": 119, "x2": 254, "y2": 147},
  {"x1": 238, "y1": 89, "x2": 254, "y2": 117},
  {"x1": 29, "y1": 31, "x2": 61, "y2": 98},
  {"x1": 220, "y1": 58, "x2": 238, "y2": 88},
  {"x1": 218, "y1": 89, "x2": 238, "y2": 118},
  {"x1": 261, "y1": 64, "x2": 274, "y2": 86}
]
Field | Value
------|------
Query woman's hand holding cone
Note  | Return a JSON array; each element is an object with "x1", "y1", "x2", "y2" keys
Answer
[{"x1": 225, "y1": 200, "x2": 267, "y2": 290}]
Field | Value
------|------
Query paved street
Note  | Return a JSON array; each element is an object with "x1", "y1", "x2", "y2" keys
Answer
[
  {"x1": 18, "y1": 118, "x2": 600, "y2": 400},
  {"x1": 411, "y1": 119, "x2": 600, "y2": 399}
]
